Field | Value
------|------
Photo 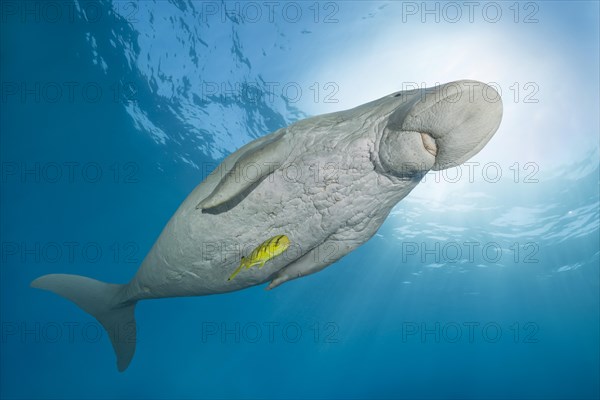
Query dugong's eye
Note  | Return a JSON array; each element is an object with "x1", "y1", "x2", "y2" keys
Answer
[{"x1": 393, "y1": 93, "x2": 402, "y2": 97}]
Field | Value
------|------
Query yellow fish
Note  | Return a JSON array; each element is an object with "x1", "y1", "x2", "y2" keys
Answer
[{"x1": 228, "y1": 235, "x2": 290, "y2": 281}]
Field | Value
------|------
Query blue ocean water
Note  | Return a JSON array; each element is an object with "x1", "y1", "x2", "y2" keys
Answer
[{"x1": 1, "y1": 1, "x2": 598, "y2": 399}]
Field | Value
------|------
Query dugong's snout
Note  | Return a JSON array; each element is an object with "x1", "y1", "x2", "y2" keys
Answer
[
  {"x1": 401, "y1": 80, "x2": 503, "y2": 171},
  {"x1": 378, "y1": 80, "x2": 502, "y2": 177}
]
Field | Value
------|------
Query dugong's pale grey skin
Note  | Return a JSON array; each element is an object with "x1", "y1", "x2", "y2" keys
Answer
[{"x1": 32, "y1": 80, "x2": 503, "y2": 371}]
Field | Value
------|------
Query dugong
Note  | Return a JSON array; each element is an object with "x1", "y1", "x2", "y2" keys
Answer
[{"x1": 32, "y1": 80, "x2": 503, "y2": 371}]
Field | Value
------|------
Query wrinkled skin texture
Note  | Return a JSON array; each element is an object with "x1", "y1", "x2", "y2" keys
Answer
[{"x1": 122, "y1": 80, "x2": 503, "y2": 303}]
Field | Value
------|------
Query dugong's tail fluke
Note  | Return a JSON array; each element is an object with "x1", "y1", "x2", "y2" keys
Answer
[{"x1": 31, "y1": 274, "x2": 136, "y2": 372}]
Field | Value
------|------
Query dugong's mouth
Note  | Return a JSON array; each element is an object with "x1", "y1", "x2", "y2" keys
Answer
[
  {"x1": 377, "y1": 128, "x2": 438, "y2": 178},
  {"x1": 420, "y1": 132, "x2": 438, "y2": 157}
]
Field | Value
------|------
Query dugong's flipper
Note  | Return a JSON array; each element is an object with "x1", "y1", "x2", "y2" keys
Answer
[
  {"x1": 197, "y1": 129, "x2": 291, "y2": 211},
  {"x1": 266, "y1": 239, "x2": 357, "y2": 289},
  {"x1": 31, "y1": 274, "x2": 136, "y2": 371}
]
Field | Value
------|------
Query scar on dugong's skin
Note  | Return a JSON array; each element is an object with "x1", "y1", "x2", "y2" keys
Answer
[{"x1": 31, "y1": 80, "x2": 503, "y2": 371}]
